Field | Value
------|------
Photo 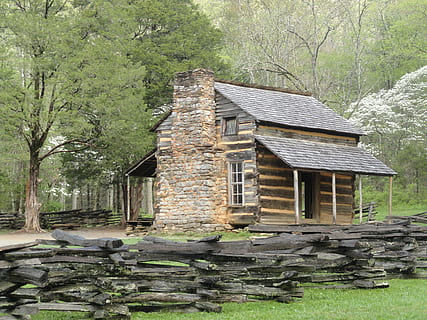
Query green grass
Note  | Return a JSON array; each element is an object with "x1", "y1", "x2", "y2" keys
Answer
[
  {"x1": 27, "y1": 279, "x2": 427, "y2": 320},
  {"x1": 375, "y1": 204, "x2": 427, "y2": 222}
]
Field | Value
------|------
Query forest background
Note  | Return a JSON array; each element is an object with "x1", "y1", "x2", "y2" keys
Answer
[{"x1": 0, "y1": 0, "x2": 425, "y2": 230}]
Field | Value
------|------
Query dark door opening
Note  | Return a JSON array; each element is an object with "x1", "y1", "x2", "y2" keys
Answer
[{"x1": 301, "y1": 172, "x2": 319, "y2": 220}]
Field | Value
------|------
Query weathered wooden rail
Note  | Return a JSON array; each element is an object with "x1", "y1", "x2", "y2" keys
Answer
[
  {"x1": 40, "y1": 209, "x2": 121, "y2": 229},
  {"x1": 353, "y1": 201, "x2": 378, "y2": 222},
  {"x1": 0, "y1": 222, "x2": 426, "y2": 319},
  {"x1": 0, "y1": 209, "x2": 121, "y2": 230},
  {"x1": 249, "y1": 221, "x2": 427, "y2": 278},
  {"x1": 0, "y1": 213, "x2": 23, "y2": 230},
  {"x1": 386, "y1": 211, "x2": 427, "y2": 225}
]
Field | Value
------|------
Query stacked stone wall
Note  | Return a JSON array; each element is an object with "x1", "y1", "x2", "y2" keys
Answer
[{"x1": 154, "y1": 69, "x2": 226, "y2": 232}]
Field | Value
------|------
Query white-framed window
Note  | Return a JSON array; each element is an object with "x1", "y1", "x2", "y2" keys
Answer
[
  {"x1": 229, "y1": 161, "x2": 244, "y2": 206},
  {"x1": 222, "y1": 117, "x2": 238, "y2": 136}
]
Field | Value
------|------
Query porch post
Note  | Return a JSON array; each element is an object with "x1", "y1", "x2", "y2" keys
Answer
[
  {"x1": 293, "y1": 169, "x2": 300, "y2": 224},
  {"x1": 388, "y1": 175, "x2": 393, "y2": 218},
  {"x1": 332, "y1": 172, "x2": 337, "y2": 224},
  {"x1": 359, "y1": 175, "x2": 363, "y2": 224},
  {"x1": 126, "y1": 174, "x2": 131, "y2": 222}
]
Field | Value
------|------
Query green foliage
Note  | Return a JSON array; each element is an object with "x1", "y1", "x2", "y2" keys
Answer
[
  {"x1": 366, "y1": 0, "x2": 427, "y2": 90},
  {"x1": 41, "y1": 200, "x2": 62, "y2": 213},
  {"x1": 357, "y1": 181, "x2": 427, "y2": 209},
  {"x1": 129, "y1": 0, "x2": 229, "y2": 108},
  {"x1": 0, "y1": 0, "x2": 149, "y2": 215}
]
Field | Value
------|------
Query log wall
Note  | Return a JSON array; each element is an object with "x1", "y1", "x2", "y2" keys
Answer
[
  {"x1": 257, "y1": 146, "x2": 295, "y2": 224},
  {"x1": 215, "y1": 93, "x2": 258, "y2": 226},
  {"x1": 319, "y1": 172, "x2": 355, "y2": 224},
  {"x1": 256, "y1": 125, "x2": 358, "y2": 146},
  {"x1": 256, "y1": 147, "x2": 355, "y2": 225}
]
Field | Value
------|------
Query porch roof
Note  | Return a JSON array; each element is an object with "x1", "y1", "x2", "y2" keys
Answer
[
  {"x1": 125, "y1": 148, "x2": 157, "y2": 177},
  {"x1": 255, "y1": 135, "x2": 396, "y2": 176}
]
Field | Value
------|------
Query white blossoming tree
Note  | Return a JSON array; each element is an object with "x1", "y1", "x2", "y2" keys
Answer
[{"x1": 351, "y1": 66, "x2": 427, "y2": 202}]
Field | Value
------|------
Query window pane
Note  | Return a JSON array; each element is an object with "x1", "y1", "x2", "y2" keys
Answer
[{"x1": 229, "y1": 162, "x2": 244, "y2": 206}]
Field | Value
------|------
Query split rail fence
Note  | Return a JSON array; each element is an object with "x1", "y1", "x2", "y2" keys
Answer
[
  {"x1": 0, "y1": 209, "x2": 120, "y2": 230},
  {"x1": 0, "y1": 222, "x2": 426, "y2": 319}
]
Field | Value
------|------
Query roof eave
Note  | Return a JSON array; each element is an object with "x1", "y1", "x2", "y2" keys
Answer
[{"x1": 125, "y1": 148, "x2": 157, "y2": 176}]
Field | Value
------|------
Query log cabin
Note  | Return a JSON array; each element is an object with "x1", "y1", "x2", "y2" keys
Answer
[{"x1": 126, "y1": 69, "x2": 396, "y2": 232}]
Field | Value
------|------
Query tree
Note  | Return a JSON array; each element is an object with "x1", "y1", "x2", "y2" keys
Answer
[
  {"x1": 351, "y1": 66, "x2": 427, "y2": 203},
  {"x1": 129, "y1": 0, "x2": 229, "y2": 109},
  {"x1": 59, "y1": 0, "x2": 227, "y2": 220},
  {"x1": 197, "y1": 0, "x2": 426, "y2": 117},
  {"x1": 366, "y1": 0, "x2": 427, "y2": 90},
  {"x1": 0, "y1": 0, "x2": 145, "y2": 232}
]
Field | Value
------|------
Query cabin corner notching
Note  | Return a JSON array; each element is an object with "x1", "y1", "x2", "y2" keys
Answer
[{"x1": 128, "y1": 69, "x2": 396, "y2": 232}]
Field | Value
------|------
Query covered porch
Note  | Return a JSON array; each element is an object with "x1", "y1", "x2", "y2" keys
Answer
[
  {"x1": 124, "y1": 149, "x2": 156, "y2": 225},
  {"x1": 255, "y1": 135, "x2": 397, "y2": 225}
]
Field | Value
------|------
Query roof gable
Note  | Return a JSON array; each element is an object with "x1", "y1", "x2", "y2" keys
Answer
[{"x1": 215, "y1": 81, "x2": 365, "y2": 136}]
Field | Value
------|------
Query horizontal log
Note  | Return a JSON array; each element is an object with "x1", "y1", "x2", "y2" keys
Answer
[
  {"x1": 9, "y1": 267, "x2": 48, "y2": 287},
  {"x1": 51, "y1": 229, "x2": 123, "y2": 249},
  {"x1": 259, "y1": 186, "x2": 294, "y2": 198},
  {"x1": 133, "y1": 241, "x2": 219, "y2": 255},
  {"x1": 11, "y1": 288, "x2": 41, "y2": 300},
  {"x1": 260, "y1": 198, "x2": 294, "y2": 211},
  {"x1": 40, "y1": 256, "x2": 109, "y2": 264},
  {"x1": 316, "y1": 253, "x2": 351, "y2": 268},
  {"x1": 0, "y1": 281, "x2": 20, "y2": 294},
  {"x1": 0, "y1": 242, "x2": 38, "y2": 253},
  {"x1": 4, "y1": 249, "x2": 54, "y2": 260},
  {"x1": 0, "y1": 315, "x2": 25, "y2": 320},
  {"x1": 353, "y1": 280, "x2": 389, "y2": 289},
  {"x1": 228, "y1": 214, "x2": 256, "y2": 226},
  {"x1": 114, "y1": 292, "x2": 202, "y2": 303},
  {"x1": 25, "y1": 302, "x2": 97, "y2": 312}
]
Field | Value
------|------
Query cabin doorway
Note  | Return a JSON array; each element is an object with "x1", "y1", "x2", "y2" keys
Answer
[{"x1": 300, "y1": 172, "x2": 320, "y2": 221}]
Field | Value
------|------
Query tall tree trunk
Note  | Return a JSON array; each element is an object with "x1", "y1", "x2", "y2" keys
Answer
[
  {"x1": 23, "y1": 155, "x2": 43, "y2": 232},
  {"x1": 120, "y1": 179, "x2": 127, "y2": 227}
]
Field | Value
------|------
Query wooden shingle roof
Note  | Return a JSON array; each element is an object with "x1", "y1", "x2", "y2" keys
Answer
[
  {"x1": 255, "y1": 135, "x2": 396, "y2": 176},
  {"x1": 215, "y1": 81, "x2": 365, "y2": 137}
]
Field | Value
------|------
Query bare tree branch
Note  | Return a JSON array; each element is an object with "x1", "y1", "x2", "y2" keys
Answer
[{"x1": 39, "y1": 139, "x2": 94, "y2": 162}]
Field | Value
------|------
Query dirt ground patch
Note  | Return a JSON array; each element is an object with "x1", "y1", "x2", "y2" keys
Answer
[{"x1": 0, "y1": 226, "x2": 129, "y2": 247}]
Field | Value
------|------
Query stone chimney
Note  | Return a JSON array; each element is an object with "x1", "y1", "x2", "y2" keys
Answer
[
  {"x1": 154, "y1": 69, "x2": 225, "y2": 232},
  {"x1": 170, "y1": 69, "x2": 216, "y2": 150}
]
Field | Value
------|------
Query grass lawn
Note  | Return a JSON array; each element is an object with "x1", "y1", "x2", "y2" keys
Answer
[
  {"x1": 28, "y1": 279, "x2": 427, "y2": 320},
  {"x1": 375, "y1": 204, "x2": 427, "y2": 222}
]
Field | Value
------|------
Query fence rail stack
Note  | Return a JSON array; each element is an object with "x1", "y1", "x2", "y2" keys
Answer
[
  {"x1": 1, "y1": 221, "x2": 426, "y2": 319},
  {"x1": 0, "y1": 209, "x2": 121, "y2": 231}
]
